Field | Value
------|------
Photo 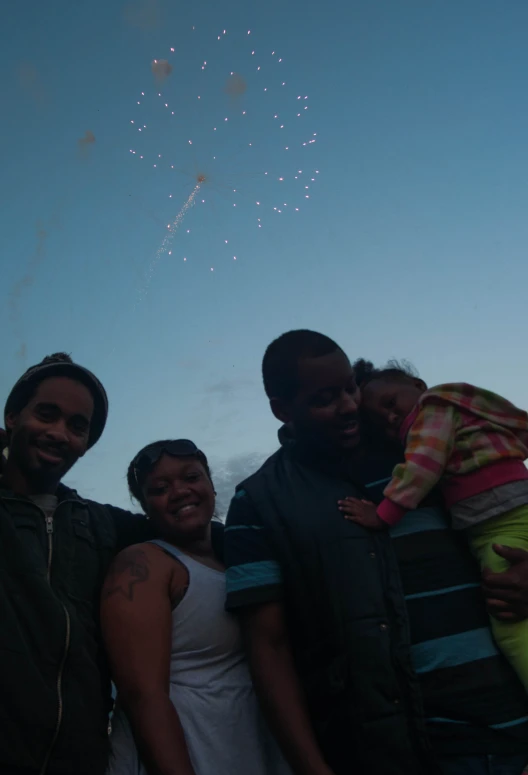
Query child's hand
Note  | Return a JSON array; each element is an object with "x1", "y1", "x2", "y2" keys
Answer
[{"x1": 338, "y1": 497, "x2": 386, "y2": 530}]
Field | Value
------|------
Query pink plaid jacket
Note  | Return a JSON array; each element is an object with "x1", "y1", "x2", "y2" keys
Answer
[{"x1": 378, "y1": 383, "x2": 528, "y2": 525}]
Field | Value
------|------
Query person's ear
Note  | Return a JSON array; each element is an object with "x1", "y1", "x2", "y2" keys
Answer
[
  {"x1": 5, "y1": 413, "x2": 18, "y2": 434},
  {"x1": 269, "y1": 397, "x2": 291, "y2": 425},
  {"x1": 413, "y1": 379, "x2": 427, "y2": 392}
]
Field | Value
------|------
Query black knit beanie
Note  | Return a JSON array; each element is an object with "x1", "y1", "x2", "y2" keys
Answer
[{"x1": 4, "y1": 353, "x2": 108, "y2": 449}]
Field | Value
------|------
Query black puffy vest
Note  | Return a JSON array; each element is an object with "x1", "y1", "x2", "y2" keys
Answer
[{"x1": 241, "y1": 444, "x2": 439, "y2": 775}]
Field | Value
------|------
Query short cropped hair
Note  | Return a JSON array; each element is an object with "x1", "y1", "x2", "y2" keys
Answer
[{"x1": 262, "y1": 330, "x2": 342, "y2": 401}]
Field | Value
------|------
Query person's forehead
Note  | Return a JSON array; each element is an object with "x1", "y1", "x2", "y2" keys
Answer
[
  {"x1": 363, "y1": 379, "x2": 387, "y2": 397},
  {"x1": 363, "y1": 379, "x2": 397, "y2": 403},
  {"x1": 31, "y1": 377, "x2": 94, "y2": 415},
  {"x1": 149, "y1": 454, "x2": 202, "y2": 479},
  {"x1": 296, "y1": 350, "x2": 353, "y2": 391}
]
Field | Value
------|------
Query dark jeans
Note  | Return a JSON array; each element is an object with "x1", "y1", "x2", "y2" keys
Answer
[{"x1": 439, "y1": 754, "x2": 527, "y2": 775}]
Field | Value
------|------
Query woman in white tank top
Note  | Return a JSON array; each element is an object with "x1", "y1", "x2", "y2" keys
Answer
[{"x1": 101, "y1": 439, "x2": 290, "y2": 775}]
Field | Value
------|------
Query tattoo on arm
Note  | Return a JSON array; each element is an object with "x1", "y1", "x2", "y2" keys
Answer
[{"x1": 102, "y1": 549, "x2": 150, "y2": 601}]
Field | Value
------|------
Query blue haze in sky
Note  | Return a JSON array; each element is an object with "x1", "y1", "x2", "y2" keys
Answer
[{"x1": 1, "y1": 0, "x2": 527, "y2": 510}]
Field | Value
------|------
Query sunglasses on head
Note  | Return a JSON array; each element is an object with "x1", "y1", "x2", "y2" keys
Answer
[{"x1": 132, "y1": 439, "x2": 207, "y2": 489}]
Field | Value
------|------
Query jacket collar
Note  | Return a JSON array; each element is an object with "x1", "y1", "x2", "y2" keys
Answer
[
  {"x1": 278, "y1": 423, "x2": 295, "y2": 446},
  {"x1": 0, "y1": 479, "x2": 85, "y2": 504}
]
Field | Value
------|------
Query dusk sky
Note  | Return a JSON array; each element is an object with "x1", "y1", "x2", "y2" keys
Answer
[{"x1": 2, "y1": 0, "x2": 527, "y2": 512}]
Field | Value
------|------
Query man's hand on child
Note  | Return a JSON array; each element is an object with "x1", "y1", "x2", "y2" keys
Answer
[{"x1": 338, "y1": 498, "x2": 385, "y2": 530}]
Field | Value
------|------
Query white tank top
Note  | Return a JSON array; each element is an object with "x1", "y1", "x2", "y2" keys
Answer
[{"x1": 109, "y1": 539, "x2": 291, "y2": 775}]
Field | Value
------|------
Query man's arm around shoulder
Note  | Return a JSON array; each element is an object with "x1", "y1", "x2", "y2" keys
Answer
[{"x1": 100, "y1": 503, "x2": 155, "y2": 553}]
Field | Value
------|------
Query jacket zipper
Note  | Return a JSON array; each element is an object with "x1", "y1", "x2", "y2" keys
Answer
[
  {"x1": 39, "y1": 605, "x2": 70, "y2": 775},
  {"x1": 3, "y1": 496, "x2": 82, "y2": 774},
  {"x1": 45, "y1": 514, "x2": 54, "y2": 583},
  {"x1": 38, "y1": 502, "x2": 75, "y2": 775},
  {"x1": 3, "y1": 497, "x2": 76, "y2": 775}
]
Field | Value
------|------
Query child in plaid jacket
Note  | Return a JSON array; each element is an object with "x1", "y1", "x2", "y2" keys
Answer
[{"x1": 340, "y1": 361, "x2": 528, "y2": 690}]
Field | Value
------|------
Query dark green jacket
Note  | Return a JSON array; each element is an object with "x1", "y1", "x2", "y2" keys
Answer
[
  {"x1": 241, "y1": 442, "x2": 438, "y2": 775},
  {"x1": 0, "y1": 483, "x2": 148, "y2": 775}
]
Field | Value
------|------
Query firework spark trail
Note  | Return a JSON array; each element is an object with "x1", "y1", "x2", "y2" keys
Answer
[
  {"x1": 138, "y1": 183, "x2": 200, "y2": 302},
  {"x1": 107, "y1": 183, "x2": 201, "y2": 358}
]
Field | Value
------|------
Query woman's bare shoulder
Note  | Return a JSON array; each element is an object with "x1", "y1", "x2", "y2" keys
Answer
[
  {"x1": 103, "y1": 543, "x2": 174, "y2": 600},
  {"x1": 103, "y1": 541, "x2": 189, "y2": 607}
]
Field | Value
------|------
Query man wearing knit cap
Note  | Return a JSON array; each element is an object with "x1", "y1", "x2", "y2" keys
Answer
[{"x1": 0, "y1": 353, "x2": 148, "y2": 775}]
